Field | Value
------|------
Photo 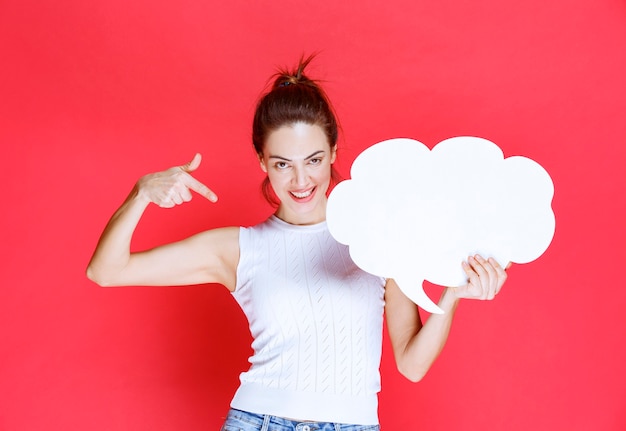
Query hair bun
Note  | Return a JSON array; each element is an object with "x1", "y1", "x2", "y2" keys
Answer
[
  {"x1": 277, "y1": 76, "x2": 299, "y2": 87},
  {"x1": 272, "y1": 54, "x2": 317, "y2": 89}
]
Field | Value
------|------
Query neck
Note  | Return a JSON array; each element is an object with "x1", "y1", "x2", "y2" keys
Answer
[{"x1": 275, "y1": 201, "x2": 327, "y2": 226}]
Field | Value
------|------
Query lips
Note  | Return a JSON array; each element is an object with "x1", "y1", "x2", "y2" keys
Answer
[{"x1": 289, "y1": 186, "x2": 316, "y2": 201}]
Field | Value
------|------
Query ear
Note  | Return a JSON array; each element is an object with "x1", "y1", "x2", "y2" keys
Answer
[
  {"x1": 258, "y1": 154, "x2": 268, "y2": 173},
  {"x1": 330, "y1": 147, "x2": 337, "y2": 164}
]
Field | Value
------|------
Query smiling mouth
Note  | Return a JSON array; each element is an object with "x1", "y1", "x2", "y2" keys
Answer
[{"x1": 290, "y1": 187, "x2": 315, "y2": 199}]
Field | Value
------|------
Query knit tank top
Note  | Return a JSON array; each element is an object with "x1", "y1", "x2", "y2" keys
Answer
[{"x1": 230, "y1": 215, "x2": 386, "y2": 425}]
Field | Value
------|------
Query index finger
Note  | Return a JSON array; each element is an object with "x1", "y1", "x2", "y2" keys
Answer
[{"x1": 182, "y1": 173, "x2": 218, "y2": 202}]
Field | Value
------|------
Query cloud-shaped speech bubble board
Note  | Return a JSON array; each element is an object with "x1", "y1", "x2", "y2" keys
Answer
[{"x1": 327, "y1": 136, "x2": 555, "y2": 314}]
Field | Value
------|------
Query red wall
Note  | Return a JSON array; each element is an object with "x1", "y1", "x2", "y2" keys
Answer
[{"x1": 1, "y1": 1, "x2": 625, "y2": 430}]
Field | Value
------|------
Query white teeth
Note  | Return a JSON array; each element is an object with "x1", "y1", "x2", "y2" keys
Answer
[{"x1": 291, "y1": 189, "x2": 313, "y2": 198}]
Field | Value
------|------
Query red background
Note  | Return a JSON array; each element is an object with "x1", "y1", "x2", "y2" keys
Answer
[{"x1": 1, "y1": 0, "x2": 625, "y2": 430}]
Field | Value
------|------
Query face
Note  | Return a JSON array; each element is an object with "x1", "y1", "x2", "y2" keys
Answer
[{"x1": 259, "y1": 122, "x2": 336, "y2": 225}]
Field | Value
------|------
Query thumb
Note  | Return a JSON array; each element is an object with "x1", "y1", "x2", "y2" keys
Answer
[{"x1": 180, "y1": 153, "x2": 202, "y2": 173}]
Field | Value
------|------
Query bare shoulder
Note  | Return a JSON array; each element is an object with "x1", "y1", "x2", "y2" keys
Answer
[
  {"x1": 384, "y1": 278, "x2": 423, "y2": 363},
  {"x1": 384, "y1": 279, "x2": 422, "y2": 331},
  {"x1": 384, "y1": 278, "x2": 409, "y2": 308},
  {"x1": 191, "y1": 226, "x2": 240, "y2": 290},
  {"x1": 193, "y1": 225, "x2": 240, "y2": 246}
]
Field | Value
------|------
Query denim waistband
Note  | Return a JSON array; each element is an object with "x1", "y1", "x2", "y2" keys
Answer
[{"x1": 221, "y1": 409, "x2": 380, "y2": 431}]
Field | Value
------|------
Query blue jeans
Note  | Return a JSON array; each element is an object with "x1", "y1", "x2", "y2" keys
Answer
[{"x1": 220, "y1": 409, "x2": 380, "y2": 431}]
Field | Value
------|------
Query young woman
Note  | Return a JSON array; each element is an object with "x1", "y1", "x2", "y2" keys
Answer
[{"x1": 87, "y1": 57, "x2": 508, "y2": 430}]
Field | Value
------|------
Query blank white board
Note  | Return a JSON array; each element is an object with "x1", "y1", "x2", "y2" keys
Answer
[{"x1": 327, "y1": 137, "x2": 555, "y2": 314}]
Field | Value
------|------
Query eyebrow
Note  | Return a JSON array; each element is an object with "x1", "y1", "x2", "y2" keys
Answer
[{"x1": 268, "y1": 150, "x2": 326, "y2": 162}]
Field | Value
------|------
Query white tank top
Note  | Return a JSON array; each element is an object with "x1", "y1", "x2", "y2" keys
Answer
[{"x1": 230, "y1": 215, "x2": 386, "y2": 425}]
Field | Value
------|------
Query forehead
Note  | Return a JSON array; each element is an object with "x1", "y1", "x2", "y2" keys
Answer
[{"x1": 264, "y1": 123, "x2": 331, "y2": 158}]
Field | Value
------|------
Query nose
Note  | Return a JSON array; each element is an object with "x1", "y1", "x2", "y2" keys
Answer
[{"x1": 292, "y1": 165, "x2": 308, "y2": 186}]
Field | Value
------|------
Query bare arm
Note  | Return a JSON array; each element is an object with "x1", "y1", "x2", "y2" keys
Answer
[
  {"x1": 86, "y1": 154, "x2": 239, "y2": 290},
  {"x1": 385, "y1": 255, "x2": 508, "y2": 382}
]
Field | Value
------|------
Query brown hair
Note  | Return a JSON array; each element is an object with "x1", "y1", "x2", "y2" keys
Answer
[{"x1": 252, "y1": 55, "x2": 341, "y2": 206}]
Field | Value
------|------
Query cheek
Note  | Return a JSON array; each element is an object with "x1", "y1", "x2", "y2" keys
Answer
[
  {"x1": 319, "y1": 164, "x2": 333, "y2": 181},
  {"x1": 266, "y1": 171, "x2": 287, "y2": 191},
  {"x1": 310, "y1": 167, "x2": 333, "y2": 188}
]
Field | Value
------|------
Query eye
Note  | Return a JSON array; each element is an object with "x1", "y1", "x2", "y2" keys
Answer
[
  {"x1": 275, "y1": 161, "x2": 290, "y2": 170},
  {"x1": 309, "y1": 158, "x2": 322, "y2": 165}
]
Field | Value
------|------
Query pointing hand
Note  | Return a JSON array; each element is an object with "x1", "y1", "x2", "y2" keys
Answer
[{"x1": 136, "y1": 154, "x2": 218, "y2": 208}]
